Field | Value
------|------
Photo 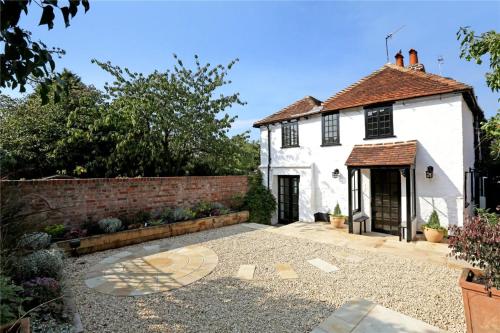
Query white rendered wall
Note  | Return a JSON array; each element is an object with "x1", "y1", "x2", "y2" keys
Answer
[{"x1": 259, "y1": 93, "x2": 475, "y2": 228}]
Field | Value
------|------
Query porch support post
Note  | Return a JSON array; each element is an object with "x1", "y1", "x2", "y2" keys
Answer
[
  {"x1": 347, "y1": 166, "x2": 353, "y2": 234},
  {"x1": 405, "y1": 167, "x2": 412, "y2": 242}
]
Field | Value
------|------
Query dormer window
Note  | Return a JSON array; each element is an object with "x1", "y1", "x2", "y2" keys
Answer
[
  {"x1": 364, "y1": 105, "x2": 394, "y2": 139},
  {"x1": 281, "y1": 121, "x2": 299, "y2": 148}
]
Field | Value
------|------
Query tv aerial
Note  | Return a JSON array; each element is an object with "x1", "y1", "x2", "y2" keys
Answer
[
  {"x1": 437, "y1": 56, "x2": 444, "y2": 75},
  {"x1": 385, "y1": 25, "x2": 405, "y2": 63}
]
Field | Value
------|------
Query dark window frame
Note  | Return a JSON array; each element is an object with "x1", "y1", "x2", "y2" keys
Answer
[
  {"x1": 281, "y1": 121, "x2": 299, "y2": 148},
  {"x1": 352, "y1": 169, "x2": 361, "y2": 213},
  {"x1": 321, "y1": 112, "x2": 341, "y2": 146},
  {"x1": 364, "y1": 104, "x2": 395, "y2": 139}
]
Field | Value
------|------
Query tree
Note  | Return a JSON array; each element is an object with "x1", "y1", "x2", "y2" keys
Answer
[
  {"x1": 457, "y1": 27, "x2": 500, "y2": 159},
  {"x1": 0, "y1": 70, "x2": 104, "y2": 178},
  {"x1": 0, "y1": 0, "x2": 89, "y2": 103},
  {"x1": 90, "y1": 55, "x2": 246, "y2": 177}
]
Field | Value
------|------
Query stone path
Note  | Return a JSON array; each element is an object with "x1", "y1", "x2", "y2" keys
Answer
[
  {"x1": 84, "y1": 244, "x2": 218, "y2": 296},
  {"x1": 275, "y1": 263, "x2": 299, "y2": 279},
  {"x1": 312, "y1": 298, "x2": 444, "y2": 333},
  {"x1": 236, "y1": 264, "x2": 256, "y2": 280},
  {"x1": 308, "y1": 258, "x2": 339, "y2": 273}
]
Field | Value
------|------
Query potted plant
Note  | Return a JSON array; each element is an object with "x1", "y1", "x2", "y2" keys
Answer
[
  {"x1": 329, "y1": 203, "x2": 345, "y2": 228},
  {"x1": 449, "y1": 211, "x2": 500, "y2": 333},
  {"x1": 422, "y1": 210, "x2": 446, "y2": 243}
]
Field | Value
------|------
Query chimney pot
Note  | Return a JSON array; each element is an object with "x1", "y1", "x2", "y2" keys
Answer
[
  {"x1": 409, "y1": 49, "x2": 418, "y2": 65},
  {"x1": 395, "y1": 50, "x2": 404, "y2": 67}
]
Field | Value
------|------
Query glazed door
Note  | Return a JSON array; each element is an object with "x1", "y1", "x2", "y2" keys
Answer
[
  {"x1": 278, "y1": 176, "x2": 299, "y2": 224},
  {"x1": 371, "y1": 169, "x2": 401, "y2": 234}
]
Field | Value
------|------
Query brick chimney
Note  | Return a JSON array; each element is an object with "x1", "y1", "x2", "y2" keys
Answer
[
  {"x1": 395, "y1": 50, "x2": 404, "y2": 67},
  {"x1": 407, "y1": 49, "x2": 425, "y2": 72},
  {"x1": 409, "y1": 49, "x2": 418, "y2": 65}
]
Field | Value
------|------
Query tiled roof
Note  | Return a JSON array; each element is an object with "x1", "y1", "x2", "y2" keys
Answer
[
  {"x1": 253, "y1": 96, "x2": 322, "y2": 127},
  {"x1": 323, "y1": 64, "x2": 471, "y2": 111},
  {"x1": 345, "y1": 140, "x2": 417, "y2": 167}
]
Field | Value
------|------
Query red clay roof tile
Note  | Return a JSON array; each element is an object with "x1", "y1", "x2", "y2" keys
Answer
[
  {"x1": 345, "y1": 140, "x2": 417, "y2": 167},
  {"x1": 253, "y1": 96, "x2": 322, "y2": 127}
]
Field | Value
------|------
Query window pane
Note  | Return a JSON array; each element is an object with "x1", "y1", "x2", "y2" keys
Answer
[
  {"x1": 322, "y1": 113, "x2": 339, "y2": 144},
  {"x1": 365, "y1": 106, "x2": 393, "y2": 138}
]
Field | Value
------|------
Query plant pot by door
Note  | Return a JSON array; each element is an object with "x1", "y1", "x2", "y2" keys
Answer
[
  {"x1": 459, "y1": 269, "x2": 500, "y2": 333},
  {"x1": 423, "y1": 227, "x2": 444, "y2": 243},
  {"x1": 330, "y1": 216, "x2": 345, "y2": 228}
]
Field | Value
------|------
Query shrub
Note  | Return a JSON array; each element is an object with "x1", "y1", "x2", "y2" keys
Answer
[
  {"x1": 173, "y1": 208, "x2": 195, "y2": 222},
  {"x1": 82, "y1": 219, "x2": 101, "y2": 236},
  {"x1": 16, "y1": 249, "x2": 64, "y2": 281},
  {"x1": 229, "y1": 194, "x2": 245, "y2": 211},
  {"x1": 98, "y1": 218, "x2": 122, "y2": 233},
  {"x1": 160, "y1": 207, "x2": 175, "y2": 223},
  {"x1": 44, "y1": 224, "x2": 66, "y2": 239},
  {"x1": 449, "y1": 214, "x2": 500, "y2": 290},
  {"x1": 132, "y1": 211, "x2": 151, "y2": 225},
  {"x1": 193, "y1": 201, "x2": 213, "y2": 218},
  {"x1": 64, "y1": 227, "x2": 87, "y2": 240},
  {"x1": 422, "y1": 210, "x2": 447, "y2": 235},
  {"x1": 148, "y1": 219, "x2": 163, "y2": 227},
  {"x1": 0, "y1": 275, "x2": 25, "y2": 325},
  {"x1": 17, "y1": 232, "x2": 51, "y2": 251},
  {"x1": 22, "y1": 277, "x2": 62, "y2": 306},
  {"x1": 244, "y1": 171, "x2": 276, "y2": 224},
  {"x1": 331, "y1": 203, "x2": 342, "y2": 217}
]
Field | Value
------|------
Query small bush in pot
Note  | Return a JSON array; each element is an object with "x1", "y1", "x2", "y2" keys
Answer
[
  {"x1": 448, "y1": 211, "x2": 500, "y2": 333},
  {"x1": 422, "y1": 210, "x2": 447, "y2": 243},
  {"x1": 17, "y1": 232, "x2": 51, "y2": 251},
  {"x1": 98, "y1": 218, "x2": 122, "y2": 233},
  {"x1": 329, "y1": 203, "x2": 346, "y2": 228}
]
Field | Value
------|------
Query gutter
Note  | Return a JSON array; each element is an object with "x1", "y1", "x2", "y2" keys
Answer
[{"x1": 266, "y1": 124, "x2": 271, "y2": 189}]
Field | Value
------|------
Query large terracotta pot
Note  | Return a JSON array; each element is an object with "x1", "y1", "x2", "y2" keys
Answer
[
  {"x1": 423, "y1": 227, "x2": 444, "y2": 243},
  {"x1": 459, "y1": 269, "x2": 500, "y2": 333},
  {"x1": 330, "y1": 216, "x2": 345, "y2": 228}
]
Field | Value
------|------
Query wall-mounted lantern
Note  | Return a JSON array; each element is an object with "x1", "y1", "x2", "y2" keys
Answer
[
  {"x1": 426, "y1": 166, "x2": 434, "y2": 179},
  {"x1": 332, "y1": 169, "x2": 340, "y2": 178},
  {"x1": 400, "y1": 169, "x2": 409, "y2": 178}
]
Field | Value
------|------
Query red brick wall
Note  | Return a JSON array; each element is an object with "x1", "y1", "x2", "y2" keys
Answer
[{"x1": 1, "y1": 176, "x2": 248, "y2": 228}]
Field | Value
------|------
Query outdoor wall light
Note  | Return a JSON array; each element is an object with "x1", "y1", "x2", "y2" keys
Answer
[
  {"x1": 332, "y1": 169, "x2": 340, "y2": 178},
  {"x1": 426, "y1": 166, "x2": 434, "y2": 179}
]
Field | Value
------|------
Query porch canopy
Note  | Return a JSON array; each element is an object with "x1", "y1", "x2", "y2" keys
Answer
[{"x1": 345, "y1": 140, "x2": 417, "y2": 241}]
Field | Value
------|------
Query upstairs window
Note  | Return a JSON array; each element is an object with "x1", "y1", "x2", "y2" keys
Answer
[
  {"x1": 365, "y1": 105, "x2": 394, "y2": 139},
  {"x1": 322, "y1": 112, "x2": 340, "y2": 145},
  {"x1": 281, "y1": 121, "x2": 299, "y2": 148}
]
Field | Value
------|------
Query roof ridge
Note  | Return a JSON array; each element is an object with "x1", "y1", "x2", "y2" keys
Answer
[
  {"x1": 385, "y1": 64, "x2": 471, "y2": 89},
  {"x1": 254, "y1": 95, "x2": 322, "y2": 126}
]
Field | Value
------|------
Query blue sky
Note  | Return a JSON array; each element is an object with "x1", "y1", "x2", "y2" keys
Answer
[{"x1": 6, "y1": 1, "x2": 500, "y2": 139}]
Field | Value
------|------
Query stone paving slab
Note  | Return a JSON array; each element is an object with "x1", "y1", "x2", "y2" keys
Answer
[
  {"x1": 236, "y1": 264, "x2": 256, "y2": 280},
  {"x1": 276, "y1": 263, "x2": 298, "y2": 279},
  {"x1": 84, "y1": 244, "x2": 218, "y2": 296},
  {"x1": 311, "y1": 298, "x2": 444, "y2": 333},
  {"x1": 241, "y1": 223, "x2": 275, "y2": 230},
  {"x1": 308, "y1": 258, "x2": 339, "y2": 273}
]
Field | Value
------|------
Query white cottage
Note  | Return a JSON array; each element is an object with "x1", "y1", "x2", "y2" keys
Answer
[{"x1": 253, "y1": 50, "x2": 484, "y2": 241}]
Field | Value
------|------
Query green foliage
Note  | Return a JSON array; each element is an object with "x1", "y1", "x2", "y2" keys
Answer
[
  {"x1": 44, "y1": 224, "x2": 66, "y2": 239},
  {"x1": 17, "y1": 232, "x2": 51, "y2": 251},
  {"x1": 422, "y1": 210, "x2": 447, "y2": 235},
  {"x1": 21, "y1": 277, "x2": 62, "y2": 311},
  {"x1": 0, "y1": 0, "x2": 89, "y2": 103},
  {"x1": 173, "y1": 208, "x2": 196, "y2": 222},
  {"x1": 481, "y1": 113, "x2": 500, "y2": 160},
  {"x1": 331, "y1": 203, "x2": 342, "y2": 217},
  {"x1": 244, "y1": 172, "x2": 276, "y2": 224},
  {"x1": 229, "y1": 194, "x2": 245, "y2": 211},
  {"x1": 160, "y1": 208, "x2": 175, "y2": 224},
  {"x1": 475, "y1": 207, "x2": 499, "y2": 225},
  {"x1": 0, "y1": 275, "x2": 25, "y2": 325},
  {"x1": 97, "y1": 218, "x2": 122, "y2": 233},
  {"x1": 193, "y1": 201, "x2": 213, "y2": 218},
  {"x1": 132, "y1": 211, "x2": 151, "y2": 225},
  {"x1": 15, "y1": 249, "x2": 64, "y2": 280}
]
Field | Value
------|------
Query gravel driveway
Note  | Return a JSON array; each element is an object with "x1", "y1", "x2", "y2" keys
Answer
[{"x1": 64, "y1": 224, "x2": 465, "y2": 333}]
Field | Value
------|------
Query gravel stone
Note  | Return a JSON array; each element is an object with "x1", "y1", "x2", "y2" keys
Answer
[{"x1": 64, "y1": 224, "x2": 466, "y2": 333}]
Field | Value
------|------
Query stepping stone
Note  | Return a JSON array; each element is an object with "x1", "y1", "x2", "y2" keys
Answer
[
  {"x1": 276, "y1": 263, "x2": 298, "y2": 279},
  {"x1": 143, "y1": 245, "x2": 160, "y2": 253},
  {"x1": 308, "y1": 258, "x2": 339, "y2": 273},
  {"x1": 311, "y1": 298, "x2": 442, "y2": 333},
  {"x1": 333, "y1": 253, "x2": 363, "y2": 263},
  {"x1": 236, "y1": 264, "x2": 256, "y2": 280}
]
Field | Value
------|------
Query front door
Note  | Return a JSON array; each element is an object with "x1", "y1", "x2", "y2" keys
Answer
[
  {"x1": 371, "y1": 169, "x2": 401, "y2": 235},
  {"x1": 278, "y1": 176, "x2": 299, "y2": 224}
]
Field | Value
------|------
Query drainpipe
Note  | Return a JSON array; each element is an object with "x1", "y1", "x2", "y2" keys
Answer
[{"x1": 266, "y1": 124, "x2": 271, "y2": 189}]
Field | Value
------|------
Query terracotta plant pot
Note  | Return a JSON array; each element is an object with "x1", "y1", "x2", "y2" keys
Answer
[
  {"x1": 423, "y1": 227, "x2": 444, "y2": 243},
  {"x1": 459, "y1": 268, "x2": 500, "y2": 333},
  {"x1": 0, "y1": 318, "x2": 30, "y2": 333},
  {"x1": 330, "y1": 216, "x2": 346, "y2": 228}
]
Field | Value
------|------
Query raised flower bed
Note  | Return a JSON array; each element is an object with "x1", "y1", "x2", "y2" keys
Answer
[{"x1": 56, "y1": 211, "x2": 249, "y2": 255}]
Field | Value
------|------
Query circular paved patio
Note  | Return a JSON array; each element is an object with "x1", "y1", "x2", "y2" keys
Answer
[{"x1": 84, "y1": 244, "x2": 218, "y2": 296}]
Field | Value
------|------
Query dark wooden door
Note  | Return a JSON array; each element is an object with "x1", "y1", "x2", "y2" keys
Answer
[
  {"x1": 371, "y1": 169, "x2": 401, "y2": 235},
  {"x1": 278, "y1": 176, "x2": 299, "y2": 224}
]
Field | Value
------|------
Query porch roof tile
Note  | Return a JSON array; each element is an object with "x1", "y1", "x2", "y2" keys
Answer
[{"x1": 345, "y1": 140, "x2": 417, "y2": 167}]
